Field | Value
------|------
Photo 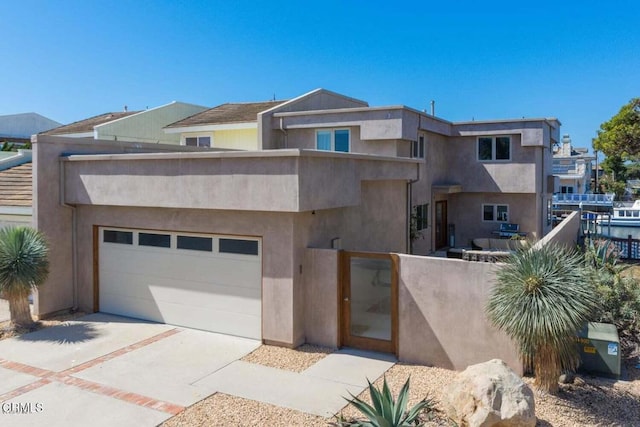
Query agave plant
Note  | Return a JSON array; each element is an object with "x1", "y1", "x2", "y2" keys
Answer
[
  {"x1": 333, "y1": 376, "x2": 433, "y2": 427},
  {"x1": 486, "y1": 243, "x2": 599, "y2": 394},
  {"x1": 0, "y1": 226, "x2": 50, "y2": 328}
]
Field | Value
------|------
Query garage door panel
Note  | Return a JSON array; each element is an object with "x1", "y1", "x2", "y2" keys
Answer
[
  {"x1": 99, "y1": 228, "x2": 262, "y2": 339},
  {"x1": 152, "y1": 300, "x2": 261, "y2": 339},
  {"x1": 100, "y1": 274, "x2": 261, "y2": 316},
  {"x1": 101, "y1": 248, "x2": 260, "y2": 289}
]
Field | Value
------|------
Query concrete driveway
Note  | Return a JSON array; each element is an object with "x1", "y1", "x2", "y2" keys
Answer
[
  {"x1": 0, "y1": 313, "x2": 395, "y2": 426},
  {"x1": 0, "y1": 313, "x2": 261, "y2": 427}
]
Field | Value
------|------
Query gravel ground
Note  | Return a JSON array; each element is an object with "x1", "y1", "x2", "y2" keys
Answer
[
  {"x1": 163, "y1": 346, "x2": 640, "y2": 427},
  {"x1": 241, "y1": 344, "x2": 334, "y2": 372}
]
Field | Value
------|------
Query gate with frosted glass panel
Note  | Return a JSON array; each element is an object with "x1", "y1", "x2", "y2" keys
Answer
[{"x1": 340, "y1": 251, "x2": 397, "y2": 354}]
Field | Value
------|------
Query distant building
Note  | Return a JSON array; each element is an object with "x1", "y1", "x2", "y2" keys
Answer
[
  {"x1": 0, "y1": 112, "x2": 61, "y2": 143},
  {"x1": 553, "y1": 134, "x2": 594, "y2": 194},
  {"x1": 42, "y1": 102, "x2": 208, "y2": 145}
]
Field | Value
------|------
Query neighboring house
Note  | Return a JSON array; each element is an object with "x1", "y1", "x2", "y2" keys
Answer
[
  {"x1": 43, "y1": 101, "x2": 208, "y2": 144},
  {"x1": 31, "y1": 88, "x2": 562, "y2": 371},
  {"x1": 552, "y1": 134, "x2": 594, "y2": 195},
  {"x1": 0, "y1": 112, "x2": 61, "y2": 144},
  {"x1": 164, "y1": 100, "x2": 285, "y2": 150},
  {"x1": 0, "y1": 150, "x2": 32, "y2": 228}
]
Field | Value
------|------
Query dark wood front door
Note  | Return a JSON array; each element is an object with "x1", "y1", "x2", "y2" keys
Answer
[
  {"x1": 435, "y1": 201, "x2": 448, "y2": 249},
  {"x1": 340, "y1": 251, "x2": 397, "y2": 354}
]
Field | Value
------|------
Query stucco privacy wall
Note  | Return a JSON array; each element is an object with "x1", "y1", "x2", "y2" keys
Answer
[
  {"x1": 534, "y1": 210, "x2": 580, "y2": 249},
  {"x1": 303, "y1": 248, "x2": 340, "y2": 347},
  {"x1": 395, "y1": 254, "x2": 521, "y2": 373},
  {"x1": 31, "y1": 135, "x2": 217, "y2": 317}
]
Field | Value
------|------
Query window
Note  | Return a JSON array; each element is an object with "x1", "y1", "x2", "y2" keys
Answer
[
  {"x1": 414, "y1": 203, "x2": 428, "y2": 230},
  {"x1": 219, "y1": 238, "x2": 259, "y2": 255},
  {"x1": 483, "y1": 204, "x2": 509, "y2": 222},
  {"x1": 139, "y1": 232, "x2": 171, "y2": 248},
  {"x1": 177, "y1": 235, "x2": 212, "y2": 252},
  {"x1": 560, "y1": 186, "x2": 574, "y2": 194},
  {"x1": 478, "y1": 136, "x2": 510, "y2": 161},
  {"x1": 412, "y1": 136, "x2": 425, "y2": 159},
  {"x1": 316, "y1": 129, "x2": 350, "y2": 152},
  {"x1": 103, "y1": 230, "x2": 133, "y2": 245},
  {"x1": 185, "y1": 136, "x2": 211, "y2": 147}
]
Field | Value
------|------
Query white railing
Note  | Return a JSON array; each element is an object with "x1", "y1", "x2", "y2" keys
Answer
[{"x1": 553, "y1": 193, "x2": 614, "y2": 205}]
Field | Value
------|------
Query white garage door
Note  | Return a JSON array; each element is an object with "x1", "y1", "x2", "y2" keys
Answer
[{"x1": 99, "y1": 227, "x2": 262, "y2": 339}]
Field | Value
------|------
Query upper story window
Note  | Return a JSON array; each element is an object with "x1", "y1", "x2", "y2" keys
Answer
[
  {"x1": 316, "y1": 129, "x2": 350, "y2": 153},
  {"x1": 412, "y1": 136, "x2": 425, "y2": 159},
  {"x1": 478, "y1": 136, "x2": 510, "y2": 161},
  {"x1": 185, "y1": 136, "x2": 211, "y2": 147}
]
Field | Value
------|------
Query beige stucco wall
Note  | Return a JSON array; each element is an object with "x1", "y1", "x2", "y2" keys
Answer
[
  {"x1": 535, "y1": 210, "x2": 580, "y2": 249},
  {"x1": 259, "y1": 89, "x2": 369, "y2": 149},
  {"x1": 303, "y1": 248, "x2": 340, "y2": 348},
  {"x1": 448, "y1": 193, "x2": 539, "y2": 246},
  {"x1": 396, "y1": 254, "x2": 521, "y2": 373},
  {"x1": 32, "y1": 136, "x2": 204, "y2": 317}
]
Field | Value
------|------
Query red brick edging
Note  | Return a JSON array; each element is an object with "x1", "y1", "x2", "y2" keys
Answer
[{"x1": 0, "y1": 328, "x2": 184, "y2": 415}]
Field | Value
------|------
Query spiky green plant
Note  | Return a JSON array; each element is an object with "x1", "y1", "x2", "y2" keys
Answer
[
  {"x1": 486, "y1": 243, "x2": 599, "y2": 394},
  {"x1": 0, "y1": 227, "x2": 49, "y2": 328},
  {"x1": 332, "y1": 376, "x2": 433, "y2": 427}
]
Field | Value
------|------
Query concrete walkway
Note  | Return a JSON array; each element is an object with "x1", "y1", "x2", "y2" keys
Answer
[{"x1": 0, "y1": 313, "x2": 395, "y2": 426}]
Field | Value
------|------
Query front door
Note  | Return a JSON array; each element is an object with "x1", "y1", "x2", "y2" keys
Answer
[
  {"x1": 340, "y1": 251, "x2": 397, "y2": 354},
  {"x1": 435, "y1": 201, "x2": 448, "y2": 249}
]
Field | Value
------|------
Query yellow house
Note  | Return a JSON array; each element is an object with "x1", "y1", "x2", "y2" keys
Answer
[{"x1": 163, "y1": 101, "x2": 285, "y2": 151}]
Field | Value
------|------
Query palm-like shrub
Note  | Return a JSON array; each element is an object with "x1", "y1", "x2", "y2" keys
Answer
[
  {"x1": 0, "y1": 227, "x2": 49, "y2": 328},
  {"x1": 585, "y1": 238, "x2": 640, "y2": 360},
  {"x1": 486, "y1": 243, "x2": 599, "y2": 394},
  {"x1": 333, "y1": 376, "x2": 434, "y2": 427}
]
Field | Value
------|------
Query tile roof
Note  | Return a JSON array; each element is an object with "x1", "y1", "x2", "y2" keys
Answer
[
  {"x1": 0, "y1": 163, "x2": 32, "y2": 206},
  {"x1": 165, "y1": 101, "x2": 286, "y2": 128},
  {"x1": 42, "y1": 111, "x2": 140, "y2": 135}
]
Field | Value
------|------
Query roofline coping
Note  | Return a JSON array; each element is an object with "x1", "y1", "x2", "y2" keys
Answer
[{"x1": 60, "y1": 148, "x2": 422, "y2": 164}]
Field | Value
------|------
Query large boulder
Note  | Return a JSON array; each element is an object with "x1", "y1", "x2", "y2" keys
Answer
[{"x1": 443, "y1": 359, "x2": 536, "y2": 427}]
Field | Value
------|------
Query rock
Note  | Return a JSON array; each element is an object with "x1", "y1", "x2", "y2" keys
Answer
[
  {"x1": 443, "y1": 359, "x2": 536, "y2": 427},
  {"x1": 559, "y1": 371, "x2": 575, "y2": 384}
]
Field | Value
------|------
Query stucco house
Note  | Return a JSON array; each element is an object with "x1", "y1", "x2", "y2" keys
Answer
[{"x1": 30, "y1": 88, "x2": 562, "y2": 371}]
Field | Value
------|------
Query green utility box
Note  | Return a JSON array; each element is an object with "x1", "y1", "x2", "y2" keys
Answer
[{"x1": 576, "y1": 322, "x2": 621, "y2": 379}]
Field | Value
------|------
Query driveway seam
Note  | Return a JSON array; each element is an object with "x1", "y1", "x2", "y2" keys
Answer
[{"x1": 0, "y1": 328, "x2": 185, "y2": 415}]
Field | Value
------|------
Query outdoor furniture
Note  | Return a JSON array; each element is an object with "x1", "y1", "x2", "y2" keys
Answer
[{"x1": 491, "y1": 223, "x2": 527, "y2": 239}]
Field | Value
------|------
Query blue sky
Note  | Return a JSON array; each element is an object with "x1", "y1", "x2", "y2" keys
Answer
[{"x1": 1, "y1": 1, "x2": 639, "y2": 150}]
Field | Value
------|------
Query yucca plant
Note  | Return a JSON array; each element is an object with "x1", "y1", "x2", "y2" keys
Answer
[
  {"x1": 0, "y1": 226, "x2": 50, "y2": 328},
  {"x1": 486, "y1": 243, "x2": 599, "y2": 394},
  {"x1": 332, "y1": 376, "x2": 433, "y2": 427}
]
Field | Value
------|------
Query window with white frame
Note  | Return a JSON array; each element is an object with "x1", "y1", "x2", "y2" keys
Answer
[
  {"x1": 185, "y1": 136, "x2": 211, "y2": 147},
  {"x1": 412, "y1": 136, "x2": 425, "y2": 159},
  {"x1": 477, "y1": 136, "x2": 510, "y2": 161},
  {"x1": 483, "y1": 204, "x2": 509, "y2": 222},
  {"x1": 415, "y1": 203, "x2": 428, "y2": 230},
  {"x1": 316, "y1": 129, "x2": 350, "y2": 152}
]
